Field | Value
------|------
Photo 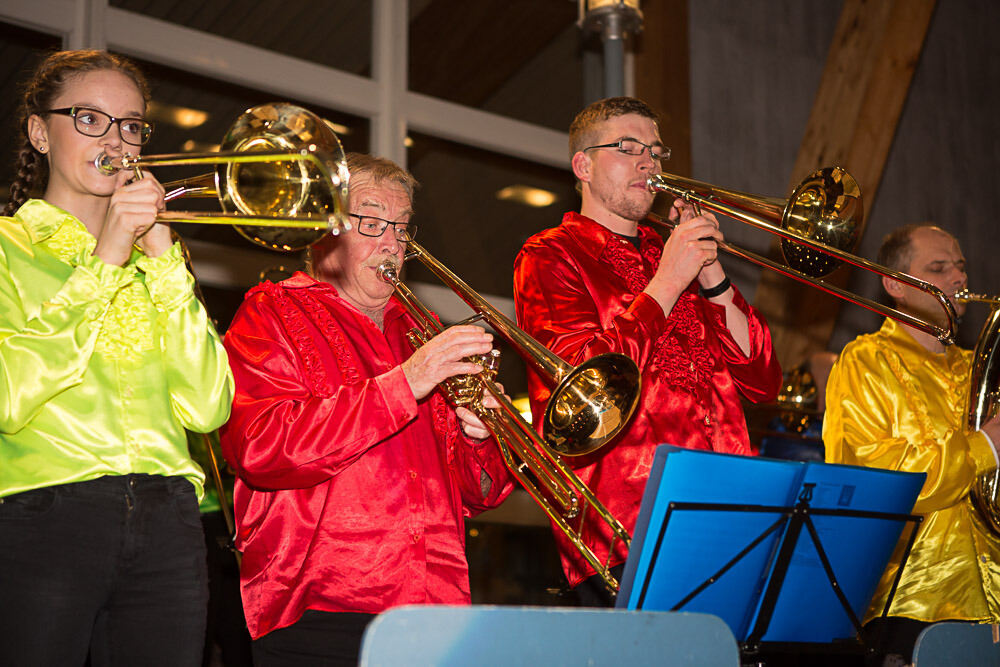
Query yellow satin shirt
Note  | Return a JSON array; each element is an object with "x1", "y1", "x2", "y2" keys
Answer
[
  {"x1": 0, "y1": 199, "x2": 234, "y2": 500},
  {"x1": 824, "y1": 318, "x2": 1000, "y2": 623}
]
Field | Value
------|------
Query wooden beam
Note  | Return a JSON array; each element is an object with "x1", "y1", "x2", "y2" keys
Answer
[{"x1": 752, "y1": 0, "x2": 937, "y2": 370}]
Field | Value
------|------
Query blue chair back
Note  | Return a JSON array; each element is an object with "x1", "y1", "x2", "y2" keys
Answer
[
  {"x1": 359, "y1": 604, "x2": 740, "y2": 666},
  {"x1": 912, "y1": 621, "x2": 1000, "y2": 666}
]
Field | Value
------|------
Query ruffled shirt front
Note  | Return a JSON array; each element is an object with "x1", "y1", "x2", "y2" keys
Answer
[
  {"x1": 513, "y1": 211, "x2": 782, "y2": 586},
  {"x1": 0, "y1": 199, "x2": 234, "y2": 499},
  {"x1": 220, "y1": 273, "x2": 514, "y2": 639},
  {"x1": 824, "y1": 318, "x2": 1000, "y2": 623}
]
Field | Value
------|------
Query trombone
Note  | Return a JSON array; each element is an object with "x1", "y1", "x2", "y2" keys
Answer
[
  {"x1": 646, "y1": 168, "x2": 1000, "y2": 536},
  {"x1": 646, "y1": 167, "x2": 961, "y2": 344},
  {"x1": 377, "y1": 242, "x2": 639, "y2": 592},
  {"x1": 96, "y1": 102, "x2": 351, "y2": 251}
]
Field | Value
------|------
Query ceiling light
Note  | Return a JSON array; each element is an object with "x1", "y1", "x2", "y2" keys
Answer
[
  {"x1": 147, "y1": 101, "x2": 209, "y2": 129},
  {"x1": 181, "y1": 139, "x2": 220, "y2": 153},
  {"x1": 323, "y1": 119, "x2": 351, "y2": 135},
  {"x1": 496, "y1": 185, "x2": 557, "y2": 208}
]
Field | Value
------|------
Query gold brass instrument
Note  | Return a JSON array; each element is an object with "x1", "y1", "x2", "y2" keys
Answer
[
  {"x1": 962, "y1": 291, "x2": 1000, "y2": 535},
  {"x1": 376, "y1": 245, "x2": 637, "y2": 592},
  {"x1": 646, "y1": 167, "x2": 961, "y2": 344},
  {"x1": 391, "y1": 240, "x2": 640, "y2": 458},
  {"x1": 645, "y1": 168, "x2": 1000, "y2": 533},
  {"x1": 95, "y1": 102, "x2": 350, "y2": 251}
]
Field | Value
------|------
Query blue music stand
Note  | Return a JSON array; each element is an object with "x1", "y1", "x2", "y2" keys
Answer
[{"x1": 616, "y1": 447, "x2": 925, "y2": 656}]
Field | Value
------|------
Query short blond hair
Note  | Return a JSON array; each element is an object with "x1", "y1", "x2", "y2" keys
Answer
[{"x1": 568, "y1": 96, "x2": 659, "y2": 159}]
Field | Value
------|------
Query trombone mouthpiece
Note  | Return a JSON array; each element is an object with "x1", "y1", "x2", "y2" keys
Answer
[
  {"x1": 376, "y1": 259, "x2": 400, "y2": 283},
  {"x1": 93, "y1": 153, "x2": 118, "y2": 175}
]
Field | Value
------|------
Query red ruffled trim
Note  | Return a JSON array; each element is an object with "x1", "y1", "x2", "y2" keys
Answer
[
  {"x1": 294, "y1": 291, "x2": 361, "y2": 386},
  {"x1": 252, "y1": 282, "x2": 362, "y2": 396},
  {"x1": 649, "y1": 293, "x2": 714, "y2": 394},
  {"x1": 601, "y1": 232, "x2": 713, "y2": 395},
  {"x1": 431, "y1": 393, "x2": 460, "y2": 465}
]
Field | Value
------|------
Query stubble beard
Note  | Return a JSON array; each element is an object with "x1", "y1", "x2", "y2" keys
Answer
[{"x1": 607, "y1": 188, "x2": 654, "y2": 223}]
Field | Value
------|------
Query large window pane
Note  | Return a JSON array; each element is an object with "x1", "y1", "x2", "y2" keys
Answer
[
  {"x1": 406, "y1": 131, "x2": 575, "y2": 396},
  {"x1": 135, "y1": 58, "x2": 370, "y2": 331},
  {"x1": 111, "y1": 0, "x2": 373, "y2": 76},
  {"x1": 408, "y1": 1, "x2": 583, "y2": 131}
]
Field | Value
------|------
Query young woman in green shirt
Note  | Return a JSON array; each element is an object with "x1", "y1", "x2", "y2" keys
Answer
[{"x1": 0, "y1": 49, "x2": 233, "y2": 665}]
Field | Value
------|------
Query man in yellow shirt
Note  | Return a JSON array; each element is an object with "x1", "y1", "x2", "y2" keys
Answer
[{"x1": 824, "y1": 224, "x2": 1000, "y2": 665}]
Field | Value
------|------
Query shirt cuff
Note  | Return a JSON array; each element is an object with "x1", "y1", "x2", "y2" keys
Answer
[
  {"x1": 631, "y1": 291, "x2": 668, "y2": 334},
  {"x1": 375, "y1": 365, "x2": 420, "y2": 427},
  {"x1": 969, "y1": 429, "x2": 999, "y2": 471},
  {"x1": 48, "y1": 248, "x2": 132, "y2": 314},
  {"x1": 136, "y1": 243, "x2": 196, "y2": 312}
]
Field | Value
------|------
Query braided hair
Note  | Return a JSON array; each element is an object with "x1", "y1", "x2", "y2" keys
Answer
[{"x1": 3, "y1": 50, "x2": 151, "y2": 217}]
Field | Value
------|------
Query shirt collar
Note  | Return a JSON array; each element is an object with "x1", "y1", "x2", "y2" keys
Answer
[
  {"x1": 14, "y1": 199, "x2": 85, "y2": 244},
  {"x1": 561, "y1": 211, "x2": 661, "y2": 259},
  {"x1": 285, "y1": 270, "x2": 407, "y2": 322},
  {"x1": 881, "y1": 316, "x2": 965, "y2": 368}
]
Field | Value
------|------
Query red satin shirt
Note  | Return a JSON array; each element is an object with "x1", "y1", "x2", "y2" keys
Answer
[
  {"x1": 513, "y1": 212, "x2": 781, "y2": 586},
  {"x1": 220, "y1": 273, "x2": 513, "y2": 639}
]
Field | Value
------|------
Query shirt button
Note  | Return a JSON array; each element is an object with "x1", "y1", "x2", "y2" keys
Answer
[
  {"x1": 409, "y1": 471, "x2": 417, "y2": 479},
  {"x1": 690, "y1": 362, "x2": 695, "y2": 372},
  {"x1": 413, "y1": 533, "x2": 421, "y2": 543},
  {"x1": 704, "y1": 415, "x2": 711, "y2": 426}
]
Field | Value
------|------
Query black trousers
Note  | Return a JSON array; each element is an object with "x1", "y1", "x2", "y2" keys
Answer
[
  {"x1": 0, "y1": 474, "x2": 209, "y2": 667},
  {"x1": 574, "y1": 563, "x2": 627, "y2": 608},
  {"x1": 252, "y1": 610, "x2": 376, "y2": 667}
]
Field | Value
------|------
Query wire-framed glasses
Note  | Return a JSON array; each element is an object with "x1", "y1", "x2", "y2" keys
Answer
[{"x1": 583, "y1": 138, "x2": 670, "y2": 161}]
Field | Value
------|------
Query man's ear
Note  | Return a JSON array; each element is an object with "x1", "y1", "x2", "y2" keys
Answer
[
  {"x1": 882, "y1": 274, "x2": 905, "y2": 301},
  {"x1": 571, "y1": 151, "x2": 591, "y2": 183},
  {"x1": 27, "y1": 114, "x2": 50, "y2": 154}
]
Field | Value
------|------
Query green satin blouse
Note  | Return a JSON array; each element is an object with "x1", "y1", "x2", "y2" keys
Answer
[{"x1": 0, "y1": 199, "x2": 234, "y2": 500}]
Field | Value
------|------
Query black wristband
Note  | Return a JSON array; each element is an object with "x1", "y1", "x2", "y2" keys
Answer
[{"x1": 699, "y1": 276, "x2": 731, "y2": 299}]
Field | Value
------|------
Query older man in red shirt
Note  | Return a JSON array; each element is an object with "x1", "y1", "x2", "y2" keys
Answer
[
  {"x1": 514, "y1": 97, "x2": 781, "y2": 605},
  {"x1": 222, "y1": 153, "x2": 513, "y2": 665}
]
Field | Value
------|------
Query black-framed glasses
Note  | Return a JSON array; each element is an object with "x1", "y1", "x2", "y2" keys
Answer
[
  {"x1": 48, "y1": 106, "x2": 153, "y2": 146},
  {"x1": 349, "y1": 213, "x2": 417, "y2": 242},
  {"x1": 583, "y1": 138, "x2": 670, "y2": 161}
]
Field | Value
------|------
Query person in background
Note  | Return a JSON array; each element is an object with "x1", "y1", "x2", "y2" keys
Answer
[
  {"x1": 0, "y1": 49, "x2": 233, "y2": 666},
  {"x1": 824, "y1": 223, "x2": 1000, "y2": 666}
]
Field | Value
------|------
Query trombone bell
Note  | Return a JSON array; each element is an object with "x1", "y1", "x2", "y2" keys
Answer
[
  {"x1": 92, "y1": 103, "x2": 351, "y2": 252},
  {"x1": 782, "y1": 168, "x2": 863, "y2": 277}
]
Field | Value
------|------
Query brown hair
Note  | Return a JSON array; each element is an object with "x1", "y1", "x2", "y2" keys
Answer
[
  {"x1": 3, "y1": 50, "x2": 151, "y2": 216},
  {"x1": 876, "y1": 223, "x2": 946, "y2": 272},
  {"x1": 568, "y1": 96, "x2": 659, "y2": 158}
]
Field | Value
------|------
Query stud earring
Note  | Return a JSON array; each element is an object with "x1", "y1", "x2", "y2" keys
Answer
[{"x1": 38, "y1": 146, "x2": 47, "y2": 153}]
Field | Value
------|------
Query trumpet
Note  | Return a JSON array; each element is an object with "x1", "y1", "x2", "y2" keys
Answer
[
  {"x1": 95, "y1": 102, "x2": 351, "y2": 252},
  {"x1": 376, "y1": 247, "x2": 636, "y2": 592}
]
